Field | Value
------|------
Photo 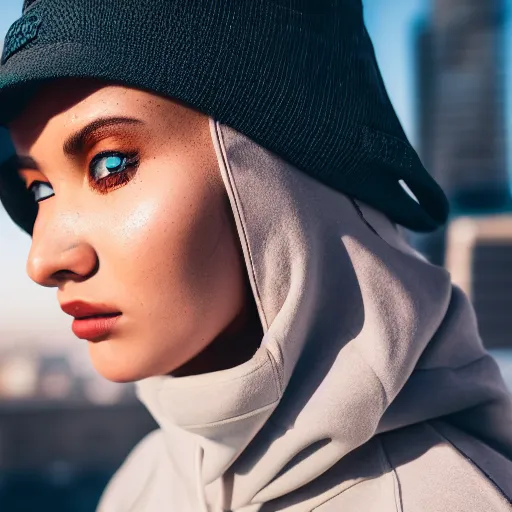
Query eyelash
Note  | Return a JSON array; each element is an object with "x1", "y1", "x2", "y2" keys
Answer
[
  {"x1": 88, "y1": 150, "x2": 140, "y2": 195},
  {"x1": 28, "y1": 150, "x2": 140, "y2": 203}
]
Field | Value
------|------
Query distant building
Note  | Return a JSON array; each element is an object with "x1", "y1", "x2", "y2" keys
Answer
[
  {"x1": 414, "y1": 19, "x2": 435, "y2": 173},
  {"x1": 0, "y1": 401, "x2": 157, "y2": 471},
  {"x1": 37, "y1": 355, "x2": 78, "y2": 400},
  {"x1": 0, "y1": 348, "x2": 136, "y2": 405},
  {"x1": 431, "y1": 0, "x2": 509, "y2": 209},
  {"x1": 0, "y1": 354, "x2": 39, "y2": 399},
  {"x1": 410, "y1": 18, "x2": 445, "y2": 265},
  {"x1": 413, "y1": 0, "x2": 509, "y2": 266},
  {"x1": 446, "y1": 215, "x2": 512, "y2": 349}
]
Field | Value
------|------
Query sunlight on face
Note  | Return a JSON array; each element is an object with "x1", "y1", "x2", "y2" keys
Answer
[{"x1": 8, "y1": 78, "x2": 251, "y2": 382}]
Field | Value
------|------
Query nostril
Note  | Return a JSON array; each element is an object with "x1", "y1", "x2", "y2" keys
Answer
[{"x1": 52, "y1": 269, "x2": 78, "y2": 281}]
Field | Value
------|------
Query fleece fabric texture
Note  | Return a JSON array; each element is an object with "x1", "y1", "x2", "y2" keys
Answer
[
  {"x1": 0, "y1": 0, "x2": 448, "y2": 233},
  {"x1": 96, "y1": 120, "x2": 512, "y2": 512}
]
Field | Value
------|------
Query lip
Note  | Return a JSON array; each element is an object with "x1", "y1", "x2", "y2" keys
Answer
[
  {"x1": 60, "y1": 300, "x2": 120, "y2": 319},
  {"x1": 60, "y1": 300, "x2": 122, "y2": 341},
  {"x1": 71, "y1": 314, "x2": 121, "y2": 340}
]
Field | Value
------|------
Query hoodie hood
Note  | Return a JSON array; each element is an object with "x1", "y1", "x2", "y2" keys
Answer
[{"x1": 134, "y1": 119, "x2": 512, "y2": 511}]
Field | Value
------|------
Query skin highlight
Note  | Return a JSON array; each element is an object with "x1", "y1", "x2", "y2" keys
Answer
[{"x1": 8, "y1": 78, "x2": 263, "y2": 383}]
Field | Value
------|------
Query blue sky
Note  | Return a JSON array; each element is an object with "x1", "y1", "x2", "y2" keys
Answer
[{"x1": 0, "y1": 0, "x2": 511, "y2": 347}]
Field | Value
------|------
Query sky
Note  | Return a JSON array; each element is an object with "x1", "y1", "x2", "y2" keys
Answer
[{"x1": 0, "y1": 0, "x2": 511, "y2": 351}]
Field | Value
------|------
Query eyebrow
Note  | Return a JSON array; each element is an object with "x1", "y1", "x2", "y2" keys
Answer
[
  {"x1": 63, "y1": 116, "x2": 144, "y2": 157},
  {"x1": 9, "y1": 116, "x2": 144, "y2": 179}
]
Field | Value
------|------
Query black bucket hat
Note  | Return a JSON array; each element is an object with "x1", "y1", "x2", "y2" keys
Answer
[{"x1": 0, "y1": 0, "x2": 449, "y2": 235}]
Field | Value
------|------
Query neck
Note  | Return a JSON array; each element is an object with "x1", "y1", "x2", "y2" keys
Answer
[{"x1": 170, "y1": 279, "x2": 263, "y2": 377}]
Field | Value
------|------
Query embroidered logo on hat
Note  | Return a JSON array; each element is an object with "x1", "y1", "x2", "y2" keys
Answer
[{"x1": 1, "y1": 10, "x2": 42, "y2": 65}]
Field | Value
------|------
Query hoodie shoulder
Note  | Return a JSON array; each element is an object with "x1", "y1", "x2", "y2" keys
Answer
[
  {"x1": 378, "y1": 422, "x2": 512, "y2": 512},
  {"x1": 96, "y1": 429, "x2": 171, "y2": 512},
  {"x1": 314, "y1": 422, "x2": 512, "y2": 512}
]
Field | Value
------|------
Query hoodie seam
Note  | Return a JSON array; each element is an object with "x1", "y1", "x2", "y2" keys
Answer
[
  {"x1": 351, "y1": 345, "x2": 390, "y2": 405},
  {"x1": 414, "y1": 353, "x2": 489, "y2": 372},
  {"x1": 212, "y1": 120, "x2": 270, "y2": 332},
  {"x1": 310, "y1": 478, "x2": 380, "y2": 511},
  {"x1": 426, "y1": 421, "x2": 512, "y2": 505},
  {"x1": 377, "y1": 436, "x2": 404, "y2": 512},
  {"x1": 267, "y1": 344, "x2": 285, "y2": 397},
  {"x1": 195, "y1": 444, "x2": 210, "y2": 512},
  {"x1": 155, "y1": 353, "x2": 274, "y2": 391},
  {"x1": 184, "y1": 399, "x2": 279, "y2": 430},
  {"x1": 349, "y1": 197, "x2": 382, "y2": 238},
  {"x1": 311, "y1": 444, "x2": 399, "y2": 512},
  {"x1": 159, "y1": 351, "x2": 280, "y2": 430}
]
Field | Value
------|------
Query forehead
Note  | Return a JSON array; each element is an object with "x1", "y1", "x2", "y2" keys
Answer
[{"x1": 8, "y1": 79, "x2": 158, "y2": 150}]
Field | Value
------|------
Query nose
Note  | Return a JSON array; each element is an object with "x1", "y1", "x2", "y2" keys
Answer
[{"x1": 27, "y1": 236, "x2": 98, "y2": 288}]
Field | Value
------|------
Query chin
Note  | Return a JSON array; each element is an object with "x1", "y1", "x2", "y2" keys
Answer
[{"x1": 86, "y1": 341, "x2": 168, "y2": 383}]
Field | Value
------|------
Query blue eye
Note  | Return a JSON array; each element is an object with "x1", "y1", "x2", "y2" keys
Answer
[
  {"x1": 29, "y1": 180, "x2": 54, "y2": 203},
  {"x1": 90, "y1": 152, "x2": 129, "y2": 180}
]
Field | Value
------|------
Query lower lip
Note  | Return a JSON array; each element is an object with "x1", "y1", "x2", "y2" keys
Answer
[{"x1": 71, "y1": 314, "x2": 121, "y2": 340}]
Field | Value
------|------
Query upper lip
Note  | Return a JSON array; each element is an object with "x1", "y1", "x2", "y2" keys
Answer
[{"x1": 60, "y1": 300, "x2": 121, "y2": 320}]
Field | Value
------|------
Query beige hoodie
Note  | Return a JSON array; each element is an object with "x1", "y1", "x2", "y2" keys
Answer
[{"x1": 96, "y1": 120, "x2": 512, "y2": 512}]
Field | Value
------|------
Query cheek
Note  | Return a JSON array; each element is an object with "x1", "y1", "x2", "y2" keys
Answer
[{"x1": 98, "y1": 164, "x2": 246, "y2": 344}]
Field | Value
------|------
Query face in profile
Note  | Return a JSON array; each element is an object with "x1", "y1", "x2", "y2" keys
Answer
[{"x1": 8, "y1": 78, "x2": 262, "y2": 383}]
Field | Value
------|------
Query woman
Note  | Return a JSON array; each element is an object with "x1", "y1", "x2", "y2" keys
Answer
[{"x1": 1, "y1": 1, "x2": 511, "y2": 511}]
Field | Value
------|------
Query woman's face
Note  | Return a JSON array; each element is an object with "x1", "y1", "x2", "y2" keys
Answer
[{"x1": 8, "y1": 78, "x2": 260, "y2": 382}]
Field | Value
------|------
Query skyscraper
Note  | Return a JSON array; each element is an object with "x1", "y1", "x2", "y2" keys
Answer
[
  {"x1": 431, "y1": 0, "x2": 509, "y2": 211},
  {"x1": 413, "y1": 0, "x2": 509, "y2": 266}
]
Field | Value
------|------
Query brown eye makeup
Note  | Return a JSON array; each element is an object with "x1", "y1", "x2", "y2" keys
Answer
[
  {"x1": 16, "y1": 116, "x2": 146, "y2": 203},
  {"x1": 24, "y1": 149, "x2": 141, "y2": 203},
  {"x1": 87, "y1": 150, "x2": 140, "y2": 195}
]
